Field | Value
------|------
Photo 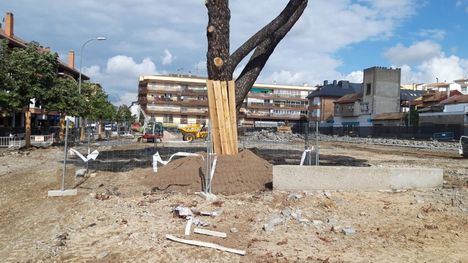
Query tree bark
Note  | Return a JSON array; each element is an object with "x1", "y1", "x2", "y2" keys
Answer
[
  {"x1": 59, "y1": 114, "x2": 66, "y2": 141},
  {"x1": 206, "y1": 0, "x2": 231, "y2": 81},
  {"x1": 206, "y1": 0, "x2": 308, "y2": 109},
  {"x1": 234, "y1": 0, "x2": 307, "y2": 110},
  {"x1": 205, "y1": 0, "x2": 308, "y2": 155},
  {"x1": 226, "y1": 0, "x2": 307, "y2": 75},
  {"x1": 25, "y1": 108, "x2": 31, "y2": 147},
  {"x1": 80, "y1": 118, "x2": 86, "y2": 141},
  {"x1": 98, "y1": 120, "x2": 103, "y2": 140}
]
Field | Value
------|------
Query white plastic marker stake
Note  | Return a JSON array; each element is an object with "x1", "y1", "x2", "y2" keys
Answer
[
  {"x1": 165, "y1": 234, "x2": 245, "y2": 256},
  {"x1": 153, "y1": 152, "x2": 204, "y2": 172},
  {"x1": 185, "y1": 218, "x2": 193, "y2": 236},
  {"x1": 69, "y1": 148, "x2": 99, "y2": 162},
  {"x1": 207, "y1": 156, "x2": 218, "y2": 193},
  {"x1": 300, "y1": 148, "x2": 312, "y2": 166}
]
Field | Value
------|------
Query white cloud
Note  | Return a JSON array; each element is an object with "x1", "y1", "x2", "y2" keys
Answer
[
  {"x1": 399, "y1": 56, "x2": 468, "y2": 84},
  {"x1": 161, "y1": 49, "x2": 174, "y2": 65},
  {"x1": 417, "y1": 29, "x2": 446, "y2": 40},
  {"x1": 106, "y1": 55, "x2": 157, "y2": 76},
  {"x1": 343, "y1": 71, "x2": 364, "y2": 83},
  {"x1": 384, "y1": 40, "x2": 468, "y2": 84},
  {"x1": 84, "y1": 55, "x2": 159, "y2": 104},
  {"x1": 384, "y1": 40, "x2": 442, "y2": 66},
  {"x1": 115, "y1": 92, "x2": 138, "y2": 106},
  {"x1": 418, "y1": 55, "x2": 468, "y2": 82},
  {"x1": 1, "y1": 0, "x2": 428, "y2": 104}
]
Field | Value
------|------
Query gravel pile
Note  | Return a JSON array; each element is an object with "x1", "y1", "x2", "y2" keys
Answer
[
  {"x1": 318, "y1": 135, "x2": 459, "y2": 151},
  {"x1": 242, "y1": 130, "x2": 304, "y2": 142},
  {"x1": 242, "y1": 130, "x2": 460, "y2": 151}
]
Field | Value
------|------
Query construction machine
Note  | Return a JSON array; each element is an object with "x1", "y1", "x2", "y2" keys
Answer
[
  {"x1": 178, "y1": 123, "x2": 208, "y2": 142},
  {"x1": 459, "y1": 136, "x2": 468, "y2": 158},
  {"x1": 132, "y1": 106, "x2": 164, "y2": 142}
]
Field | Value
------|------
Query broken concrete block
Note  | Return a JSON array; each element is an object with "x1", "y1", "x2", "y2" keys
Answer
[
  {"x1": 287, "y1": 193, "x2": 302, "y2": 201},
  {"x1": 75, "y1": 168, "x2": 87, "y2": 177},
  {"x1": 312, "y1": 220, "x2": 323, "y2": 226},
  {"x1": 200, "y1": 209, "x2": 223, "y2": 217},
  {"x1": 281, "y1": 208, "x2": 292, "y2": 219},
  {"x1": 263, "y1": 214, "x2": 284, "y2": 232},
  {"x1": 327, "y1": 218, "x2": 338, "y2": 225},
  {"x1": 342, "y1": 227, "x2": 356, "y2": 235},
  {"x1": 174, "y1": 206, "x2": 194, "y2": 218}
]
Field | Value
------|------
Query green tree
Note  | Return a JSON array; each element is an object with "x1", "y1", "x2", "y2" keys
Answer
[
  {"x1": 0, "y1": 40, "x2": 15, "y2": 118},
  {"x1": 43, "y1": 77, "x2": 82, "y2": 140},
  {"x1": 85, "y1": 86, "x2": 116, "y2": 139},
  {"x1": 115, "y1": 104, "x2": 134, "y2": 133},
  {"x1": 6, "y1": 43, "x2": 58, "y2": 146}
]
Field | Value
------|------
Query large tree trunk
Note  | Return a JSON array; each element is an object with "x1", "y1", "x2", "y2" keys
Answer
[
  {"x1": 205, "y1": 0, "x2": 308, "y2": 155},
  {"x1": 59, "y1": 114, "x2": 66, "y2": 141},
  {"x1": 98, "y1": 120, "x2": 103, "y2": 140},
  {"x1": 25, "y1": 108, "x2": 31, "y2": 147},
  {"x1": 80, "y1": 118, "x2": 86, "y2": 141}
]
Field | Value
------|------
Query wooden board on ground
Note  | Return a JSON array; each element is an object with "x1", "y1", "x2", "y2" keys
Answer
[{"x1": 166, "y1": 234, "x2": 245, "y2": 256}]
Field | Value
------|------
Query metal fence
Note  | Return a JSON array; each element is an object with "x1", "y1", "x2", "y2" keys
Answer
[{"x1": 0, "y1": 136, "x2": 25, "y2": 149}]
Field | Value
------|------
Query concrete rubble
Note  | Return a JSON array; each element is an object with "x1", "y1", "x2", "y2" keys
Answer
[{"x1": 242, "y1": 130, "x2": 459, "y2": 151}]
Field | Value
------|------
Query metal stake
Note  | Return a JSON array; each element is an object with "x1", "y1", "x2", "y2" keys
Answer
[
  {"x1": 48, "y1": 118, "x2": 77, "y2": 196},
  {"x1": 61, "y1": 119, "x2": 70, "y2": 191},
  {"x1": 315, "y1": 120, "x2": 319, "y2": 166}
]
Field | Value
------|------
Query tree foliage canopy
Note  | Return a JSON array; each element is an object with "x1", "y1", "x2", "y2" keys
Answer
[
  {"x1": 115, "y1": 104, "x2": 134, "y2": 124},
  {"x1": 5, "y1": 43, "x2": 58, "y2": 110},
  {"x1": 43, "y1": 77, "x2": 82, "y2": 116}
]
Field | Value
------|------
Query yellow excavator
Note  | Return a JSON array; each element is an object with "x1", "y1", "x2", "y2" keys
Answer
[{"x1": 178, "y1": 123, "x2": 208, "y2": 142}]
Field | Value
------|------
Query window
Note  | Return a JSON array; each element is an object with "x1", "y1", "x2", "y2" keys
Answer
[
  {"x1": 366, "y1": 83, "x2": 372, "y2": 95},
  {"x1": 181, "y1": 115, "x2": 188, "y2": 124},
  {"x1": 163, "y1": 114, "x2": 173, "y2": 123}
]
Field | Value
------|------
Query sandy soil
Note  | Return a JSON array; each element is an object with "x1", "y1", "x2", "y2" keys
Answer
[{"x1": 0, "y1": 141, "x2": 467, "y2": 262}]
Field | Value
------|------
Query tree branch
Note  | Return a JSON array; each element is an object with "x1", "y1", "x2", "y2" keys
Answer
[
  {"x1": 234, "y1": 0, "x2": 308, "y2": 110},
  {"x1": 226, "y1": 0, "x2": 307, "y2": 74}
]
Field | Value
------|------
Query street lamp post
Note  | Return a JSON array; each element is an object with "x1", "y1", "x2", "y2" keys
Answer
[{"x1": 78, "y1": 37, "x2": 106, "y2": 140}]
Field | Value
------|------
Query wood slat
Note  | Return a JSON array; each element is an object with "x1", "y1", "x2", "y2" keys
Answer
[
  {"x1": 206, "y1": 80, "x2": 221, "y2": 154},
  {"x1": 213, "y1": 81, "x2": 228, "y2": 155},
  {"x1": 220, "y1": 81, "x2": 233, "y2": 155},
  {"x1": 228, "y1": 80, "x2": 238, "y2": 154}
]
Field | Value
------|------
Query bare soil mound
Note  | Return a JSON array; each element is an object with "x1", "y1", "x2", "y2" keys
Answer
[{"x1": 143, "y1": 149, "x2": 272, "y2": 194}]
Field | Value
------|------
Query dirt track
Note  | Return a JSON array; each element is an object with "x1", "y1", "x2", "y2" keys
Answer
[{"x1": 0, "y1": 141, "x2": 467, "y2": 262}]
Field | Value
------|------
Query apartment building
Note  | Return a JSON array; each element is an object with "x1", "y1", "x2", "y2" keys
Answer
[
  {"x1": 333, "y1": 67, "x2": 401, "y2": 128},
  {"x1": 307, "y1": 80, "x2": 362, "y2": 123},
  {"x1": 138, "y1": 75, "x2": 315, "y2": 128}
]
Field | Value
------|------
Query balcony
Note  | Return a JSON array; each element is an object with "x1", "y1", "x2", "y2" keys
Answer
[
  {"x1": 247, "y1": 102, "x2": 306, "y2": 110},
  {"x1": 146, "y1": 105, "x2": 180, "y2": 113},
  {"x1": 181, "y1": 88, "x2": 207, "y2": 96},
  {"x1": 247, "y1": 93, "x2": 307, "y2": 101},
  {"x1": 245, "y1": 112, "x2": 304, "y2": 121},
  {"x1": 147, "y1": 84, "x2": 182, "y2": 92},
  {"x1": 180, "y1": 100, "x2": 208, "y2": 107}
]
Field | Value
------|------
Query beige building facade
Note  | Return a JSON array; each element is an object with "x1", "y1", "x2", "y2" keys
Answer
[{"x1": 138, "y1": 75, "x2": 315, "y2": 128}]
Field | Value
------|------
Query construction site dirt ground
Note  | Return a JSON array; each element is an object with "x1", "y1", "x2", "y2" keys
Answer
[{"x1": 0, "y1": 140, "x2": 467, "y2": 262}]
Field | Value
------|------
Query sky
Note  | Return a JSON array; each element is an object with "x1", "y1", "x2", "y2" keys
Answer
[{"x1": 1, "y1": 0, "x2": 467, "y2": 105}]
